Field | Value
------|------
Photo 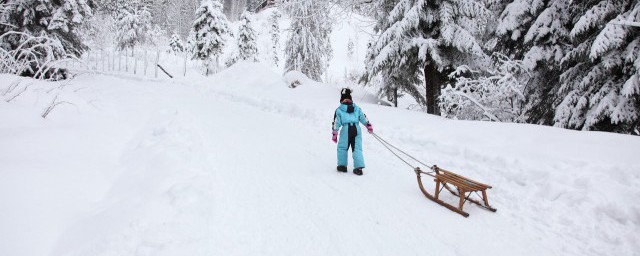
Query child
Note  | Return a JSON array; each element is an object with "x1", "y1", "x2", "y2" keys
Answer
[{"x1": 331, "y1": 88, "x2": 373, "y2": 175}]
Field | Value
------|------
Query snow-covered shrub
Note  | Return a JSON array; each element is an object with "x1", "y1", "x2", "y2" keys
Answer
[
  {"x1": 168, "y1": 31, "x2": 185, "y2": 54},
  {"x1": 283, "y1": 70, "x2": 311, "y2": 88},
  {"x1": 0, "y1": 31, "x2": 71, "y2": 80},
  {"x1": 440, "y1": 53, "x2": 528, "y2": 122},
  {"x1": 224, "y1": 53, "x2": 239, "y2": 68}
]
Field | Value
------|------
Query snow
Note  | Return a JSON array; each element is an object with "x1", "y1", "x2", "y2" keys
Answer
[
  {"x1": 1, "y1": 61, "x2": 639, "y2": 256},
  {"x1": 2, "y1": 3, "x2": 640, "y2": 256}
]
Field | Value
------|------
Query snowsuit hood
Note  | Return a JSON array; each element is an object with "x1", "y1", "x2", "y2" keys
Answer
[{"x1": 339, "y1": 102, "x2": 356, "y2": 113}]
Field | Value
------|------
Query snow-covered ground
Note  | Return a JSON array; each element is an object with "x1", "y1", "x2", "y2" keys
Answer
[{"x1": 1, "y1": 61, "x2": 639, "y2": 256}]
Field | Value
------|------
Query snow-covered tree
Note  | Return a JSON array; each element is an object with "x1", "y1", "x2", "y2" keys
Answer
[
  {"x1": 146, "y1": 24, "x2": 166, "y2": 47},
  {"x1": 494, "y1": 0, "x2": 574, "y2": 124},
  {"x1": 1, "y1": 0, "x2": 92, "y2": 79},
  {"x1": 190, "y1": 0, "x2": 230, "y2": 75},
  {"x1": 169, "y1": 31, "x2": 185, "y2": 54},
  {"x1": 160, "y1": 0, "x2": 200, "y2": 39},
  {"x1": 0, "y1": 0, "x2": 93, "y2": 57},
  {"x1": 440, "y1": 53, "x2": 529, "y2": 122},
  {"x1": 364, "y1": 0, "x2": 491, "y2": 113},
  {"x1": 269, "y1": 9, "x2": 281, "y2": 66},
  {"x1": 283, "y1": 0, "x2": 332, "y2": 81},
  {"x1": 115, "y1": 0, "x2": 153, "y2": 51},
  {"x1": 361, "y1": 0, "x2": 401, "y2": 106},
  {"x1": 554, "y1": 0, "x2": 640, "y2": 134},
  {"x1": 237, "y1": 11, "x2": 258, "y2": 62},
  {"x1": 81, "y1": 13, "x2": 117, "y2": 50}
]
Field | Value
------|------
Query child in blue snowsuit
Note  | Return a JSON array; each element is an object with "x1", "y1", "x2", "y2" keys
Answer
[{"x1": 332, "y1": 88, "x2": 373, "y2": 175}]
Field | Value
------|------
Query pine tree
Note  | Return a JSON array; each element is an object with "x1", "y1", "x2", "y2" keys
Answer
[
  {"x1": 237, "y1": 11, "x2": 258, "y2": 62},
  {"x1": 0, "y1": 0, "x2": 93, "y2": 57},
  {"x1": 190, "y1": 0, "x2": 230, "y2": 75},
  {"x1": 115, "y1": 0, "x2": 153, "y2": 50},
  {"x1": 169, "y1": 31, "x2": 185, "y2": 54},
  {"x1": 554, "y1": 0, "x2": 640, "y2": 134},
  {"x1": 283, "y1": 0, "x2": 332, "y2": 81},
  {"x1": 494, "y1": 0, "x2": 574, "y2": 124},
  {"x1": 364, "y1": 0, "x2": 491, "y2": 113},
  {"x1": 361, "y1": 0, "x2": 400, "y2": 106},
  {"x1": 269, "y1": 9, "x2": 281, "y2": 66}
]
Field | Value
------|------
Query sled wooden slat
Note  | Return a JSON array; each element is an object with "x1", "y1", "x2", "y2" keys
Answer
[
  {"x1": 414, "y1": 165, "x2": 496, "y2": 217},
  {"x1": 438, "y1": 168, "x2": 492, "y2": 189},
  {"x1": 437, "y1": 173, "x2": 479, "y2": 191},
  {"x1": 437, "y1": 171, "x2": 488, "y2": 192}
]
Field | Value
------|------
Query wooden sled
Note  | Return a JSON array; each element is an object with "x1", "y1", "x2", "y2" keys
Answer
[{"x1": 414, "y1": 165, "x2": 496, "y2": 217}]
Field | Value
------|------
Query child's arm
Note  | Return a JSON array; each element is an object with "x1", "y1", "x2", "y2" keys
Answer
[
  {"x1": 332, "y1": 109, "x2": 342, "y2": 131},
  {"x1": 358, "y1": 108, "x2": 370, "y2": 126},
  {"x1": 359, "y1": 108, "x2": 373, "y2": 134}
]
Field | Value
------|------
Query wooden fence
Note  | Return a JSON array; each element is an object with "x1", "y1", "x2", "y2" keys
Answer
[{"x1": 75, "y1": 49, "x2": 192, "y2": 78}]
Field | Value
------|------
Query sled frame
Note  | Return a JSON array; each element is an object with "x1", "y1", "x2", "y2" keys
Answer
[{"x1": 414, "y1": 165, "x2": 496, "y2": 217}]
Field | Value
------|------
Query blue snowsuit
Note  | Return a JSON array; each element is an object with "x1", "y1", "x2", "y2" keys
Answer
[{"x1": 333, "y1": 102, "x2": 370, "y2": 169}]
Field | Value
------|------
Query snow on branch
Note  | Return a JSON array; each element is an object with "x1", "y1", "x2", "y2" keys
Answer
[
  {"x1": 0, "y1": 31, "x2": 74, "y2": 80},
  {"x1": 611, "y1": 20, "x2": 640, "y2": 27},
  {"x1": 571, "y1": 0, "x2": 620, "y2": 39},
  {"x1": 439, "y1": 53, "x2": 529, "y2": 122}
]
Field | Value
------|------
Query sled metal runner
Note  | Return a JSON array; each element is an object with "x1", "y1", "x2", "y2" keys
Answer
[{"x1": 414, "y1": 165, "x2": 496, "y2": 217}]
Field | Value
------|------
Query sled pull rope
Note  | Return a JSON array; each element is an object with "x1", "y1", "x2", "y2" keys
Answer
[{"x1": 371, "y1": 132, "x2": 434, "y2": 172}]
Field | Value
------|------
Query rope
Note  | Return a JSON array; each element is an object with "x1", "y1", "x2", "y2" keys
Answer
[
  {"x1": 370, "y1": 132, "x2": 435, "y2": 171},
  {"x1": 371, "y1": 133, "x2": 415, "y2": 170}
]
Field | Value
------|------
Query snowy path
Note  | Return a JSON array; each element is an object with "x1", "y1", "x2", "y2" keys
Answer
[{"x1": 1, "y1": 65, "x2": 639, "y2": 255}]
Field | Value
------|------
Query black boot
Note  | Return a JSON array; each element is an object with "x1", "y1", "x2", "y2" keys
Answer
[
  {"x1": 353, "y1": 168, "x2": 363, "y2": 176},
  {"x1": 337, "y1": 166, "x2": 347, "y2": 172}
]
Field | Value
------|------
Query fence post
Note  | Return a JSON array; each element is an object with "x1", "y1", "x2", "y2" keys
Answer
[
  {"x1": 134, "y1": 49, "x2": 138, "y2": 75},
  {"x1": 118, "y1": 51, "x2": 122, "y2": 72},
  {"x1": 215, "y1": 55, "x2": 220, "y2": 74},
  {"x1": 155, "y1": 49, "x2": 159, "y2": 78},
  {"x1": 112, "y1": 49, "x2": 115, "y2": 71},
  {"x1": 183, "y1": 52, "x2": 187, "y2": 77},
  {"x1": 125, "y1": 49, "x2": 129, "y2": 73},
  {"x1": 144, "y1": 50, "x2": 148, "y2": 76},
  {"x1": 101, "y1": 50, "x2": 104, "y2": 72}
]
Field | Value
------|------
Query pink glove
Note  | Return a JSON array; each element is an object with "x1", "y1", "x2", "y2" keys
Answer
[
  {"x1": 332, "y1": 130, "x2": 338, "y2": 143},
  {"x1": 366, "y1": 123, "x2": 373, "y2": 134}
]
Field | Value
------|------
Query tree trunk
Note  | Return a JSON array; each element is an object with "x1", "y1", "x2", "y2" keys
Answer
[
  {"x1": 394, "y1": 87, "x2": 398, "y2": 108},
  {"x1": 424, "y1": 63, "x2": 442, "y2": 115}
]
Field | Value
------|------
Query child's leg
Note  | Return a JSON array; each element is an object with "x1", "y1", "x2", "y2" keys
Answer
[
  {"x1": 337, "y1": 129, "x2": 349, "y2": 166},
  {"x1": 353, "y1": 133, "x2": 365, "y2": 169}
]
